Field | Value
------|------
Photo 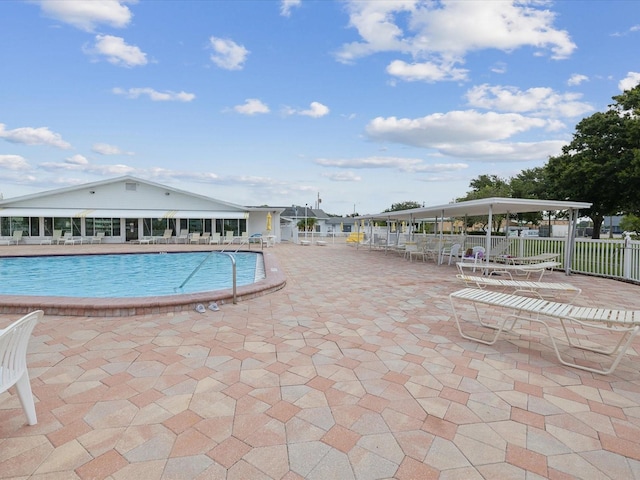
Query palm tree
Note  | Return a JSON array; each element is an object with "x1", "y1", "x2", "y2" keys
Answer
[{"x1": 297, "y1": 217, "x2": 317, "y2": 231}]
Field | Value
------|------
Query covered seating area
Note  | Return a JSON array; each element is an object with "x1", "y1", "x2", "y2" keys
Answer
[{"x1": 354, "y1": 197, "x2": 591, "y2": 275}]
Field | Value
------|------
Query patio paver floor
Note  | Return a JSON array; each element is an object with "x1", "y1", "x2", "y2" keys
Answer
[{"x1": 1, "y1": 241, "x2": 640, "y2": 479}]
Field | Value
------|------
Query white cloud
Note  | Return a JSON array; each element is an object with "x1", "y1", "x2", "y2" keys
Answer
[
  {"x1": 209, "y1": 36, "x2": 249, "y2": 70},
  {"x1": 365, "y1": 110, "x2": 548, "y2": 147},
  {"x1": 0, "y1": 155, "x2": 31, "y2": 170},
  {"x1": 316, "y1": 156, "x2": 424, "y2": 171},
  {"x1": 85, "y1": 35, "x2": 147, "y2": 67},
  {"x1": 281, "y1": 0, "x2": 301, "y2": 17},
  {"x1": 233, "y1": 99, "x2": 270, "y2": 115},
  {"x1": 92, "y1": 143, "x2": 133, "y2": 155},
  {"x1": 35, "y1": 0, "x2": 134, "y2": 32},
  {"x1": 66, "y1": 154, "x2": 89, "y2": 165},
  {"x1": 567, "y1": 74, "x2": 589, "y2": 86},
  {"x1": 112, "y1": 87, "x2": 195, "y2": 102},
  {"x1": 465, "y1": 84, "x2": 593, "y2": 117},
  {"x1": 337, "y1": 0, "x2": 576, "y2": 81},
  {"x1": 491, "y1": 62, "x2": 507, "y2": 74},
  {"x1": 283, "y1": 102, "x2": 330, "y2": 117},
  {"x1": 438, "y1": 139, "x2": 566, "y2": 162},
  {"x1": 0, "y1": 123, "x2": 71, "y2": 149},
  {"x1": 335, "y1": 1, "x2": 414, "y2": 64},
  {"x1": 300, "y1": 102, "x2": 330, "y2": 118},
  {"x1": 315, "y1": 156, "x2": 467, "y2": 174},
  {"x1": 386, "y1": 60, "x2": 468, "y2": 82},
  {"x1": 315, "y1": 157, "x2": 423, "y2": 172},
  {"x1": 40, "y1": 158, "x2": 136, "y2": 175},
  {"x1": 619, "y1": 72, "x2": 640, "y2": 92},
  {"x1": 412, "y1": 162, "x2": 468, "y2": 173},
  {"x1": 322, "y1": 171, "x2": 362, "y2": 182}
]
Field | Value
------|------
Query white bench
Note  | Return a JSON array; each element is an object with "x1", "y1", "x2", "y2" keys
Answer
[
  {"x1": 456, "y1": 274, "x2": 582, "y2": 301},
  {"x1": 300, "y1": 240, "x2": 311, "y2": 246},
  {"x1": 449, "y1": 287, "x2": 640, "y2": 375},
  {"x1": 316, "y1": 240, "x2": 327, "y2": 246}
]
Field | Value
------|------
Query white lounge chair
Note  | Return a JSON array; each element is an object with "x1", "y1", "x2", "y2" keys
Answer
[
  {"x1": 1, "y1": 231, "x2": 23, "y2": 245},
  {"x1": 0, "y1": 310, "x2": 44, "y2": 425},
  {"x1": 235, "y1": 231, "x2": 249, "y2": 244},
  {"x1": 156, "y1": 229, "x2": 173, "y2": 244},
  {"x1": 199, "y1": 232, "x2": 211, "y2": 244},
  {"x1": 58, "y1": 231, "x2": 74, "y2": 245},
  {"x1": 222, "y1": 231, "x2": 235, "y2": 245},
  {"x1": 90, "y1": 232, "x2": 105, "y2": 244},
  {"x1": 64, "y1": 233, "x2": 83, "y2": 245},
  {"x1": 40, "y1": 230, "x2": 62, "y2": 245},
  {"x1": 456, "y1": 274, "x2": 582, "y2": 301},
  {"x1": 457, "y1": 260, "x2": 561, "y2": 281},
  {"x1": 174, "y1": 232, "x2": 189, "y2": 244},
  {"x1": 497, "y1": 253, "x2": 560, "y2": 265},
  {"x1": 209, "y1": 232, "x2": 221, "y2": 245},
  {"x1": 449, "y1": 288, "x2": 640, "y2": 375},
  {"x1": 189, "y1": 233, "x2": 200, "y2": 244}
]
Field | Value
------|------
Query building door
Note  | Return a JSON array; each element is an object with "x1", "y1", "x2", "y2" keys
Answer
[{"x1": 125, "y1": 218, "x2": 138, "y2": 242}]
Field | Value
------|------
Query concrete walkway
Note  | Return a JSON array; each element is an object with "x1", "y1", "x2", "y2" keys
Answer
[{"x1": 1, "y1": 241, "x2": 640, "y2": 479}]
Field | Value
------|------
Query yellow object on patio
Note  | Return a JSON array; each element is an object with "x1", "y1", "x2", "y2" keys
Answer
[
  {"x1": 346, "y1": 232, "x2": 364, "y2": 243},
  {"x1": 266, "y1": 212, "x2": 272, "y2": 232}
]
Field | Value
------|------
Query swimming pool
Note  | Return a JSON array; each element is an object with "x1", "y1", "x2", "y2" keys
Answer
[{"x1": 0, "y1": 251, "x2": 265, "y2": 298}]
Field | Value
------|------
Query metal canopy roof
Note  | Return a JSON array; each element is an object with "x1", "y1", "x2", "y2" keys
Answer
[{"x1": 357, "y1": 197, "x2": 592, "y2": 221}]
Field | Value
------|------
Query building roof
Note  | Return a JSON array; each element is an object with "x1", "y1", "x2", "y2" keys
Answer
[{"x1": 0, "y1": 176, "x2": 281, "y2": 218}]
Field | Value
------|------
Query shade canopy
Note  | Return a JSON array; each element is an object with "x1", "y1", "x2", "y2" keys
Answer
[
  {"x1": 355, "y1": 197, "x2": 593, "y2": 275},
  {"x1": 356, "y1": 197, "x2": 592, "y2": 222}
]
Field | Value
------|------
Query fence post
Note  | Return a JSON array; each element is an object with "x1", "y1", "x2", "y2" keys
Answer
[{"x1": 623, "y1": 233, "x2": 632, "y2": 280}]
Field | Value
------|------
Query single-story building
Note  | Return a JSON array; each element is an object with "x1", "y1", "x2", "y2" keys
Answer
[{"x1": 0, "y1": 176, "x2": 283, "y2": 244}]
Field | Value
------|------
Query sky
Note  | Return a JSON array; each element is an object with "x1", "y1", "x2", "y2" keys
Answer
[{"x1": 1, "y1": 0, "x2": 639, "y2": 216}]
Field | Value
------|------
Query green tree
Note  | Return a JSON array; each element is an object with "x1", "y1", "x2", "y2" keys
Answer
[
  {"x1": 545, "y1": 85, "x2": 640, "y2": 238},
  {"x1": 457, "y1": 175, "x2": 511, "y2": 233},
  {"x1": 620, "y1": 214, "x2": 640, "y2": 238},
  {"x1": 297, "y1": 217, "x2": 317, "y2": 231},
  {"x1": 384, "y1": 201, "x2": 422, "y2": 212},
  {"x1": 509, "y1": 167, "x2": 549, "y2": 226}
]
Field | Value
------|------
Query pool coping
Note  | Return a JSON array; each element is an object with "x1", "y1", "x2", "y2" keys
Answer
[{"x1": 0, "y1": 248, "x2": 286, "y2": 317}]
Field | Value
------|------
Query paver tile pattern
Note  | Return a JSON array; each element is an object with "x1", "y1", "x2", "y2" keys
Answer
[{"x1": 1, "y1": 241, "x2": 640, "y2": 479}]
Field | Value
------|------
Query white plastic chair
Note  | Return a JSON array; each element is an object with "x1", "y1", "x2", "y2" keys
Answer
[
  {"x1": 0, "y1": 310, "x2": 43, "y2": 425},
  {"x1": 441, "y1": 243, "x2": 462, "y2": 265},
  {"x1": 461, "y1": 246, "x2": 486, "y2": 271}
]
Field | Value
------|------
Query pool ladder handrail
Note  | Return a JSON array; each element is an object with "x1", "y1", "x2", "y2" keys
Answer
[{"x1": 177, "y1": 251, "x2": 237, "y2": 304}]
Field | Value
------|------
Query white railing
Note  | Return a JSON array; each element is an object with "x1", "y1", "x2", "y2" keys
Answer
[{"x1": 361, "y1": 228, "x2": 640, "y2": 284}]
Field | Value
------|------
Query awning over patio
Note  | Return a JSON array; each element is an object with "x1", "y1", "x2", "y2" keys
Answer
[
  {"x1": 355, "y1": 197, "x2": 593, "y2": 275},
  {"x1": 355, "y1": 198, "x2": 592, "y2": 222}
]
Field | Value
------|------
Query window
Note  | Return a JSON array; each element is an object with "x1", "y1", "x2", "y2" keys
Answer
[
  {"x1": 43, "y1": 217, "x2": 53, "y2": 236},
  {"x1": 0, "y1": 216, "x2": 30, "y2": 236},
  {"x1": 52, "y1": 218, "x2": 81, "y2": 236},
  {"x1": 188, "y1": 219, "x2": 203, "y2": 233},
  {"x1": 215, "y1": 219, "x2": 246, "y2": 236},
  {"x1": 86, "y1": 218, "x2": 118, "y2": 236}
]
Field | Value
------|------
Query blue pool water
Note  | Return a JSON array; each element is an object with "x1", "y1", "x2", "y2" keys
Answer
[{"x1": 0, "y1": 251, "x2": 265, "y2": 298}]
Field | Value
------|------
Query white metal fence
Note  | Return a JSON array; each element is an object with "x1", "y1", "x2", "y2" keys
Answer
[{"x1": 361, "y1": 228, "x2": 640, "y2": 284}]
